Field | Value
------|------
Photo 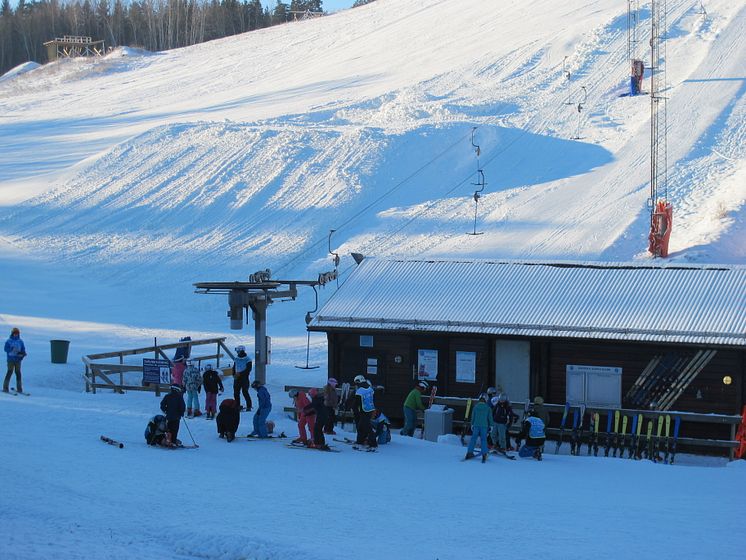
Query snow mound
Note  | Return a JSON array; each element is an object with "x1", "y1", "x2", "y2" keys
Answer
[{"x1": 0, "y1": 61, "x2": 41, "y2": 83}]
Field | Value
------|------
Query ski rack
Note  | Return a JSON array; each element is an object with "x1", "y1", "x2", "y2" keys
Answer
[{"x1": 428, "y1": 396, "x2": 743, "y2": 460}]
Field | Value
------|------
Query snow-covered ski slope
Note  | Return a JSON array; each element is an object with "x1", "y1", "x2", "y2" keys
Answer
[{"x1": 1, "y1": 0, "x2": 744, "y2": 286}]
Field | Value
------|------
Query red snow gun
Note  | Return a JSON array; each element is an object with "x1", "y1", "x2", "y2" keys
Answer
[{"x1": 648, "y1": 200, "x2": 673, "y2": 258}]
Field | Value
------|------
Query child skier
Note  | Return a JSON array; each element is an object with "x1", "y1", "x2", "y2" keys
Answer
[
  {"x1": 202, "y1": 364, "x2": 224, "y2": 419},
  {"x1": 518, "y1": 408, "x2": 546, "y2": 460},
  {"x1": 250, "y1": 380, "x2": 272, "y2": 438},
  {"x1": 465, "y1": 394, "x2": 494, "y2": 463},
  {"x1": 371, "y1": 409, "x2": 391, "y2": 445},
  {"x1": 182, "y1": 361, "x2": 203, "y2": 417},
  {"x1": 323, "y1": 378, "x2": 339, "y2": 435},
  {"x1": 310, "y1": 388, "x2": 331, "y2": 450},
  {"x1": 216, "y1": 398, "x2": 240, "y2": 442},
  {"x1": 160, "y1": 384, "x2": 186, "y2": 445},
  {"x1": 289, "y1": 388, "x2": 315, "y2": 445},
  {"x1": 232, "y1": 345, "x2": 253, "y2": 412},
  {"x1": 492, "y1": 393, "x2": 518, "y2": 452},
  {"x1": 171, "y1": 355, "x2": 186, "y2": 387}
]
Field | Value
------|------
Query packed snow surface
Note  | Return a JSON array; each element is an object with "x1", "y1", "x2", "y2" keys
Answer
[{"x1": 0, "y1": 0, "x2": 744, "y2": 558}]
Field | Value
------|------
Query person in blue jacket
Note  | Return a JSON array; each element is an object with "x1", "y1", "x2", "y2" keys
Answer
[
  {"x1": 160, "y1": 384, "x2": 186, "y2": 445},
  {"x1": 3, "y1": 327, "x2": 26, "y2": 393},
  {"x1": 249, "y1": 379, "x2": 272, "y2": 438}
]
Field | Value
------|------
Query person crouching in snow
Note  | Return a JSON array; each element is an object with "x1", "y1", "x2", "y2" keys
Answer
[
  {"x1": 310, "y1": 388, "x2": 330, "y2": 450},
  {"x1": 216, "y1": 398, "x2": 240, "y2": 442},
  {"x1": 249, "y1": 380, "x2": 271, "y2": 438},
  {"x1": 183, "y1": 361, "x2": 203, "y2": 417},
  {"x1": 371, "y1": 409, "x2": 391, "y2": 445},
  {"x1": 323, "y1": 378, "x2": 339, "y2": 435},
  {"x1": 518, "y1": 408, "x2": 546, "y2": 460},
  {"x1": 145, "y1": 415, "x2": 170, "y2": 446},
  {"x1": 202, "y1": 364, "x2": 223, "y2": 419},
  {"x1": 465, "y1": 393, "x2": 494, "y2": 463},
  {"x1": 160, "y1": 384, "x2": 186, "y2": 445},
  {"x1": 289, "y1": 388, "x2": 315, "y2": 445}
]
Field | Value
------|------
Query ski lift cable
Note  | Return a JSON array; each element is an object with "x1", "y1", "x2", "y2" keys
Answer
[
  {"x1": 273, "y1": 128, "x2": 474, "y2": 276},
  {"x1": 280, "y1": 2, "x2": 685, "y2": 277}
]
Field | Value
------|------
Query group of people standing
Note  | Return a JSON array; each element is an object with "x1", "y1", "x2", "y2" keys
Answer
[
  {"x1": 146, "y1": 343, "x2": 272, "y2": 447},
  {"x1": 464, "y1": 389, "x2": 547, "y2": 462}
]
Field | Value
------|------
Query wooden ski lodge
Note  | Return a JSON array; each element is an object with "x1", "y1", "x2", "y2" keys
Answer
[{"x1": 308, "y1": 258, "x2": 745, "y2": 451}]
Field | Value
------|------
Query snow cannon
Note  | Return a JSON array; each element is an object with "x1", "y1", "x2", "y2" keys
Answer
[
  {"x1": 648, "y1": 200, "x2": 673, "y2": 258},
  {"x1": 630, "y1": 59, "x2": 644, "y2": 96}
]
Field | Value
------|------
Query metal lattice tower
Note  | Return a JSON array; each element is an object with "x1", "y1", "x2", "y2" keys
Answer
[
  {"x1": 649, "y1": 0, "x2": 668, "y2": 211},
  {"x1": 627, "y1": 0, "x2": 640, "y2": 61}
]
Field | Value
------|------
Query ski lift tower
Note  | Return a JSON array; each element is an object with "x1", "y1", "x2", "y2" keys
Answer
[
  {"x1": 628, "y1": 0, "x2": 645, "y2": 95},
  {"x1": 647, "y1": 0, "x2": 673, "y2": 257},
  {"x1": 194, "y1": 269, "x2": 336, "y2": 384}
]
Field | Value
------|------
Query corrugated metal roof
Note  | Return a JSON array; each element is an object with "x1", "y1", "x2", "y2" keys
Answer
[{"x1": 309, "y1": 258, "x2": 746, "y2": 347}]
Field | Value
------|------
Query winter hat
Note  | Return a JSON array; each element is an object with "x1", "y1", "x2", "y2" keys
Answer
[
  {"x1": 309, "y1": 388, "x2": 318, "y2": 398},
  {"x1": 327, "y1": 378, "x2": 338, "y2": 387},
  {"x1": 11, "y1": 327, "x2": 20, "y2": 335},
  {"x1": 251, "y1": 380, "x2": 262, "y2": 389},
  {"x1": 170, "y1": 384, "x2": 182, "y2": 393},
  {"x1": 534, "y1": 396, "x2": 544, "y2": 405},
  {"x1": 418, "y1": 380, "x2": 429, "y2": 390}
]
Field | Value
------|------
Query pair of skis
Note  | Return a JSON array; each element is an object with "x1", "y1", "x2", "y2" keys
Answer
[
  {"x1": 419, "y1": 385, "x2": 438, "y2": 438},
  {"x1": 333, "y1": 437, "x2": 377, "y2": 452},
  {"x1": 3, "y1": 388, "x2": 30, "y2": 396}
]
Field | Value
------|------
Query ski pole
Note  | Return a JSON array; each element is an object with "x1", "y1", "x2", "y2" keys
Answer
[{"x1": 182, "y1": 416, "x2": 199, "y2": 447}]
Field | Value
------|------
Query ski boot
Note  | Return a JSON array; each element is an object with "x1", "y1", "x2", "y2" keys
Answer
[{"x1": 193, "y1": 410, "x2": 202, "y2": 417}]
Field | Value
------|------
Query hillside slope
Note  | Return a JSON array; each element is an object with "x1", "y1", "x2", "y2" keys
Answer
[{"x1": 0, "y1": 0, "x2": 744, "y2": 335}]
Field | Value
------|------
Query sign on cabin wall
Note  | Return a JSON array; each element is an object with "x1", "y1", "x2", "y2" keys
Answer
[
  {"x1": 417, "y1": 349, "x2": 438, "y2": 381},
  {"x1": 566, "y1": 364, "x2": 622, "y2": 407},
  {"x1": 456, "y1": 351, "x2": 476, "y2": 383},
  {"x1": 143, "y1": 358, "x2": 171, "y2": 385}
]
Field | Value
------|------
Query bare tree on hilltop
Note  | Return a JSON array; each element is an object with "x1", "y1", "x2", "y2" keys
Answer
[{"x1": 0, "y1": 0, "x2": 330, "y2": 76}]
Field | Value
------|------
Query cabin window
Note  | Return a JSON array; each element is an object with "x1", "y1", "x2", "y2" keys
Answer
[
  {"x1": 360, "y1": 335, "x2": 374, "y2": 348},
  {"x1": 366, "y1": 357, "x2": 378, "y2": 375}
]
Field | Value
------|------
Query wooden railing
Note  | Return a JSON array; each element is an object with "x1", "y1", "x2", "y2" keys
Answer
[{"x1": 83, "y1": 337, "x2": 235, "y2": 396}]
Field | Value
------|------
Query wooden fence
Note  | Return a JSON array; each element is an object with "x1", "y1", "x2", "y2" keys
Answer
[{"x1": 83, "y1": 337, "x2": 235, "y2": 396}]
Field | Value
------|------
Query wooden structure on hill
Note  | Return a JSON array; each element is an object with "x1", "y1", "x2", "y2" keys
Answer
[{"x1": 43, "y1": 36, "x2": 105, "y2": 62}]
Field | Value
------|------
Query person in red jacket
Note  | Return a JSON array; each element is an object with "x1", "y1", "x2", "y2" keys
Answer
[{"x1": 289, "y1": 388, "x2": 316, "y2": 446}]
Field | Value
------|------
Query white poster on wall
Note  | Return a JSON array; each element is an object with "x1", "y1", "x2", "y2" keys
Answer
[
  {"x1": 417, "y1": 349, "x2": 438, "y2": 381},
  {"x1": 456, "y1": 351, "x2": 476, "y2": 383}
]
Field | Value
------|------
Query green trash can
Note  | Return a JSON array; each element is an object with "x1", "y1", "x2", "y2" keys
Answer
[{"x1": 50, "y1": 340, "x2": 70, "y2": 364}]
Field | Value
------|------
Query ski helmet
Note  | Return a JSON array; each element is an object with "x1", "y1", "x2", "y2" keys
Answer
[
  {"x1": 498, "y1": 393, "x2": 508, "y2": 403},
  {"x1": 486, "y1": 387, "x2": 497, "y2": 396},
  {"x1": 235, "y1": 345, "x2": 246, "y2": 353},
  {"x1": 170, "y1": 384, "x2": 182, "y2": 393},
  {"x1": 353, "y1": 375, "x2": 366, "y2": 384},
  {"x1": 288, "y1": 388, "x2": 299, "y2": 398}
]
